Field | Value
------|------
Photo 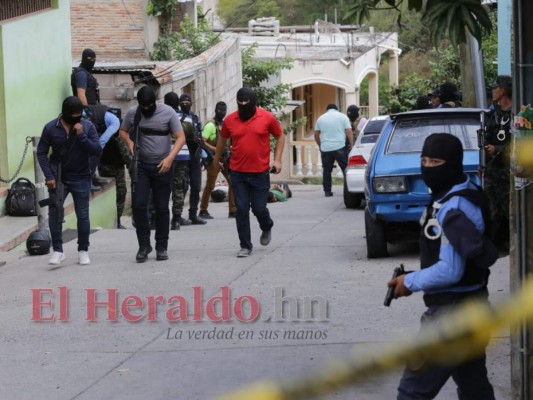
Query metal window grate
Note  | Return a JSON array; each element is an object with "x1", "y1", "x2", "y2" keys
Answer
[{"x1": 0, "y1": 0, "x2": 52, "y2": 23}]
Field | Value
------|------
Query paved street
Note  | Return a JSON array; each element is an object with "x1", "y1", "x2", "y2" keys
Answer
[{"x1": 0, "y1": 184, "x2": 511, "y2": 400}]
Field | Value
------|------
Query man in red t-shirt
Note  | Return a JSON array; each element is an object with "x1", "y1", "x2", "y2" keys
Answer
[{"x1": 213, "y1": 87, "x2": 285, "y2": 257}]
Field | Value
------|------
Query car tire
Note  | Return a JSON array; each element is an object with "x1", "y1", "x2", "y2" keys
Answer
[
  {"x1": 365, "y1": 207, "x2": 388, "y2": 258},
  {"x1": 343, "y1": 182, "x2": 363, "y2": 209}
]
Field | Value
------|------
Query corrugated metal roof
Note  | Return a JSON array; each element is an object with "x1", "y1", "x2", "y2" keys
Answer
[{"x1": 76, "y1": 35, "x2": 239, "y2": 85}]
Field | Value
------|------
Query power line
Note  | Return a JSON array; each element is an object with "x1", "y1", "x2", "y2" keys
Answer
[{"x1": 120, "y1": 0, "x2": 152, "y2": 59}]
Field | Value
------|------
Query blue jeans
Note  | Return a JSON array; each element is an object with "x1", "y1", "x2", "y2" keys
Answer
[
  {"x1": 230, "y1": 171, "x2": 273, "y2": 250},
  {"x1": 132, "y1": 162, "x2": 173, "y2": 251},
  {"x1": 49, "y1": 179, "x2": 91, "y2": 252},
  {"x1": 321, "y1": 146, "x2": 348, "y2": 193}
]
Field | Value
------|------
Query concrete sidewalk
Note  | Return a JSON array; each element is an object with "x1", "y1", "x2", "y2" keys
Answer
[{"x1": 0, "y1": 184, "x2": 511, "y2": 400}]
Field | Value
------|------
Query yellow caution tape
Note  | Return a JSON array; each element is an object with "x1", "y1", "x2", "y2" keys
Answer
[
  {"x1": 217, "y1": 278, "x2": 533, "y2": 400},
  {"x1": 217, "y1": 381, "x2": 282, "y2": 400}
]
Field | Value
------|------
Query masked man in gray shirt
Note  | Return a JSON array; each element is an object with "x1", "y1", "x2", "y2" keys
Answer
[{"x1": 119, "y1": 86, "x2": 185, "y2": 262}]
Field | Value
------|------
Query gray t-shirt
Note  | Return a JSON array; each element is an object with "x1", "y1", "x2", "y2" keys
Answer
[{"x1": 121, "y1": 103, "x2": 182, "y2": 163}]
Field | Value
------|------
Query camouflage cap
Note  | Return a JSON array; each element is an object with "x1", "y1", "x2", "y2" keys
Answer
[{"x1": 491, "y1": 75, "x2": 512, "y2": 90}]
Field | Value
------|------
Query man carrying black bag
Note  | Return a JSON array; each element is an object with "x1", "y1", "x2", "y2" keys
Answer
[{"x1": 37, "y1": 96, "x2": 101, "y2": 265}]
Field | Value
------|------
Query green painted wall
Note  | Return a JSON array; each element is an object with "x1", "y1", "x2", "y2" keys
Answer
[
  {"x1": 1, "y1": 1, "x2": 118, "y2": 231},
  {"x1": 0, "y1": 2, "x2": 72, "y2": 186}
]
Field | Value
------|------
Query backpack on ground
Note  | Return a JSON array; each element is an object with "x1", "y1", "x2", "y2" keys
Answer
[{"x1": 5, "y1": 177, "x2": 37, "y2": 216}]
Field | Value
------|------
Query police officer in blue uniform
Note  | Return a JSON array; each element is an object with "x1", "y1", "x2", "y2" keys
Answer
[{"x1": 388, "y1": 133, "x2": 498, "y2": 400}]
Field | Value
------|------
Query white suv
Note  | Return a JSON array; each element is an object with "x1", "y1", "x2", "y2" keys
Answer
[{"x1": 344, "y1": 115, "x2": 389, "y2": 208}]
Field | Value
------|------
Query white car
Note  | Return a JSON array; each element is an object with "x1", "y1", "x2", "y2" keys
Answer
[{"x1": 344, "y1": 115, "x2": 389, "y2": 208}]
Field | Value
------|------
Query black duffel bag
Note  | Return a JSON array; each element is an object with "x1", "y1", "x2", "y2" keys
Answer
[{"x1": 5, "y1": 177, "x2": 37, "y2": 216}]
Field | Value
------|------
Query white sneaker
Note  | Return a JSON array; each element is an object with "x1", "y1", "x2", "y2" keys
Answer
[
  {"x1": 78, "y1": 251, "x2": 90, "y2": 265},
  {"x1": 48, "y1": 251, "x2": 65, "y2": 265}
]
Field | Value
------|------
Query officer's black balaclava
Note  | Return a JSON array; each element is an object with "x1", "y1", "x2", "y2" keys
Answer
[
  {"x1": 179, "y1": 94, "x2": 192, "y2": 115},
  {"x1": 215, "y1": 101, "x2": 227, "y2": 123},
  {"x1": 61, "y1": 96, "x2": 84, "y2": 126},
  {"x1": 421, "y1": 133, "x2": 464, "y2": 197},
  {"x1": 346, "y1": 105, "x2": 360, "y2": 122},
  {"x1": 137, "y1": 86, "x2": 157, "y2": 118},
  {"x1": 164, "y1": 92, "x2": 180, "y2": 112},
  {"x1": 81, "y1": 48, "x2": 96, "y2": 72},
  {"x1": 236, "y1": 87, "x2": 257, "y2": 121}
]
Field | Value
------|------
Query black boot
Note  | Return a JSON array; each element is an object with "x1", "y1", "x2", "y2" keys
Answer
[
  {"x1": 136, "y1": 245, "x2": 153, "y2": 263},
  {"x1": 170, "y1": 215, "x2": 180, "y2": 231},
  {"x1": 178, "y1": 216, "x2": 192, "y2": 226},
  {"x1": 190, "y1": 214, "x2": 207, "y2": 225},
  {"x1": 117, "y1": 218, "x2": 126, "y2": 229}
]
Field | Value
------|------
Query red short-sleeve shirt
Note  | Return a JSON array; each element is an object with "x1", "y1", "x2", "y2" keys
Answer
[{"x1": 220, "y1": 107, "x2": 282, "y2": 173}]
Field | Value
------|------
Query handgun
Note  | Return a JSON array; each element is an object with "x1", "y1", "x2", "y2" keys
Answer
[{"x1": 384, "y1": 264, "x2": 406, "y2": 307}]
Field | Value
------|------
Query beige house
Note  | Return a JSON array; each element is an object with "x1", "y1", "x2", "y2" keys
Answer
[{"x1": 238, "y1": 19, "x2": 400, "y2": 179}]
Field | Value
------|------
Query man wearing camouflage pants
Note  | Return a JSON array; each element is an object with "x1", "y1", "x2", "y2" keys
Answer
[
  {"x1": 98, "y1": 135, "x2": 130, "y2": 229},
  {"x1": 483, "y1": 75, "x2": 513, "y2": 253}
]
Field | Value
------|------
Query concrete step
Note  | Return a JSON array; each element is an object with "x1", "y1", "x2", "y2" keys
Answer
[{"x1": 0, "y1": 179, "x2": 115, "y2": 252}]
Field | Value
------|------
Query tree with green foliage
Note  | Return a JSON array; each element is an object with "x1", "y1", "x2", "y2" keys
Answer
[
  {"x1": 241, "y1": 44, "x2": 307, "y2": 138},
  {"x1": 218, "y1": 0, "x2": 355, "y2": 27},
  {"x1": 218, "y1": 0, "x2": 282, "y2": 28},
  {"x1": 146, "y1": 0, "x2": 179, "y2": 34},
  {"x1": 345, "y1": 0, "x2": 493, "y2": 107},
  {"x1": 241, "y1": 44, "x2": 292, "y2": 112},
  {"x1": 151, "y1": 14, "x2": 221, "y2": 61},
  {"x1": 345, "y1": 0, "x2": 492, "y2": 47}
]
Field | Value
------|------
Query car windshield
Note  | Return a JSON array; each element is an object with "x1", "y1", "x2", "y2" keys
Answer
[
  {"x1": 363, "y1": 120, "x2": 387, "y2": 135},
  {"x1": 359, "y1": 119, "x2": 387, "y2": 144},
  {"x1": 387, "y1": 116, "x2": 479, "y2": 154}
]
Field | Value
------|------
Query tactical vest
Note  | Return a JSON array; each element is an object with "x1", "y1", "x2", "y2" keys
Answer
[
  {"x1": 71, "y1": 67, "x2": 100, "y2": 105},
  {"x1": 100, "y1": 135, "x2": 126, "y2": 167},
  {"x1": 485, "y1": 107, "x2": 512, "y2": 168},
  {"x1": 85, "y1": 104, "x2": 108, "y2": 135},
  {"x1": 419, "y1": 187, "x2": 494, "y2": 290},
  {"x1": 179, "y1": 112, "x2": 201, "y2": 150},
  {"x1": 206, "y1": 118, "x2": 230, "y2": 159}
]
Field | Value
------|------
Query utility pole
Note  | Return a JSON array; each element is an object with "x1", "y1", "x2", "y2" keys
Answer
[{"x1": 511, "y1": 0, "x2": 533, "y2": 398}]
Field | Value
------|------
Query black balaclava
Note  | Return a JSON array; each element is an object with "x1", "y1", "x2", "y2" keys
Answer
[
  {"x1": 421, "y1": 133, "x2": 465, "y2": 198},
  {"x1": 137, "y1": 86, "x2": 157, "y2": 118},
  {"x1": 346, "y1": 105, "x2": 360, "y2": 122},
  {"x1": 164, "y1": 92, "x2": 180, "y2": 112},
  {"x1": 236, "y1": 87, "x2": 257, "y2": 121},
  {"x1": 61, "y1": 96, "x2": 84, "y2": 125},
  {"x1": 80, "y1": 48, "x2": 96, "y2": 72},
  {"x1": 214, "y1": 101, "x2": 227, "y2": 124},
  {"x1": 179, "y1": 93, "x2": 192, "y2": 114}
]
